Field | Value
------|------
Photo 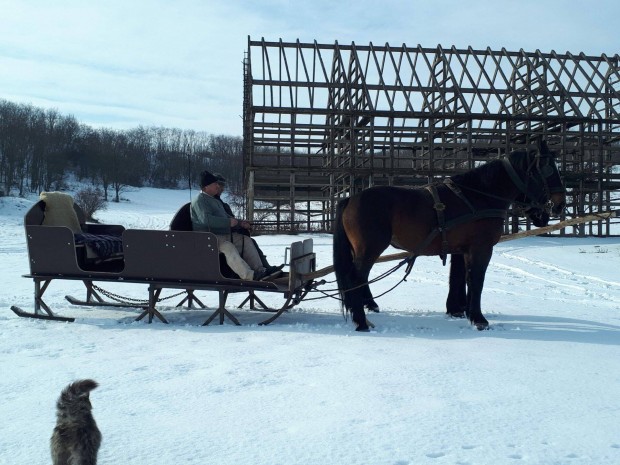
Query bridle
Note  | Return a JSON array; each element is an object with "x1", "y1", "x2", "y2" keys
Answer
[{"x1": 502, "y1": 150, "x2": 565, "y2": 215}]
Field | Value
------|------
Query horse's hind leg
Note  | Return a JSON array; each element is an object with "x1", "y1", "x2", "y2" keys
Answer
[
  {"x1": 350, "y1": 294, "x2": 369, "y2": 331},
  {"x1": 336, "y1": 255, "x2": 370, "y2": 331},
  {"x1": 341, "y1": 196, "x2": 391, "y2": 330},
  {"x1": 446, "y1": 254, "x2": 467, "y2": 318},
  {"x1": 349, "y1": 260, "x2": 378, "y2": 331},
  {"x1": 363, "y1": 285, "x2": 380, "y2": 313}
]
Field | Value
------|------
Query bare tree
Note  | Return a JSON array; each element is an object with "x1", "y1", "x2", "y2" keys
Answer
[
  {"x1": 0, "y1": 99, "x2": 245, "y2": 198},
  {"x1": 74, "y1": 186, "x2": 107, "y2": 222}
]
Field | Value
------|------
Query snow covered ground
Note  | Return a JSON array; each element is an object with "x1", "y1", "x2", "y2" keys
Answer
[{"x1": 1, "y1": 187, "x2": 619, "y2": 465}]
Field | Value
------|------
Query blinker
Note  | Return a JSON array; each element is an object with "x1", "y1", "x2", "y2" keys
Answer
[{"x1": 540, "y1": 165, "x2": 554, "y2": 177}]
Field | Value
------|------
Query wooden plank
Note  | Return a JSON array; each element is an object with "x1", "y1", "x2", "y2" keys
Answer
[{"x1": 498, "y1": 211, "x2": 616, "y2": 242}]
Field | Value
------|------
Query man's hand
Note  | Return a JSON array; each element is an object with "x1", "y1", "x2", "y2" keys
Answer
[{"x1": 230, "y1": 218, "x2": 251, "y2": 230}]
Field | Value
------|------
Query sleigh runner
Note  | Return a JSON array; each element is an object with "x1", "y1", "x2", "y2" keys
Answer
[{"x1": 11, "y1": 196, "x2": 316, "y2": 326}]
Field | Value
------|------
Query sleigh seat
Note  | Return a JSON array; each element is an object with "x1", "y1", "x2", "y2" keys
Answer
[
  {"x1": 26, "y1": 192, "x2": 125, "y2": 274},
  {"x1": 169, "y1": 202, "x2": 239, "y2": 278}
]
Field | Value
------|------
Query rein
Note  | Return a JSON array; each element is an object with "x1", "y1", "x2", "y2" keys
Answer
[{"x1": 303, "y1": 255, "x2": 416, "y2": 303}]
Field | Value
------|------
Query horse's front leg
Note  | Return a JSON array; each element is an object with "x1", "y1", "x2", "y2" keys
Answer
[
  {"x1": 446, "y1": 254, "x2": 467, "y2": 318},
  {"x1": 465, "y1": 247, "x2": 493, "y2": 330}
]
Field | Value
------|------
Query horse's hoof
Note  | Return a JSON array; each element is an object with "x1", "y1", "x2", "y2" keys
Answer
[
  {"x1": 366, "y1": 304, "x2": 380, "y2": 313},
  {"x1": 354, "y1": 321, "x2": 371, "y2": 332},
  {"x1": 448, "y1": 311, "x2": 466, "y2": 319},
  {"x1": 474, "y1": 322, "x2": 489, "y2": 331}
]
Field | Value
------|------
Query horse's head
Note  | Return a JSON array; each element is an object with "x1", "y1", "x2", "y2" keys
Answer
[
  {"x1": 506, "y1": 140, "x2": 566, "y2": 217},
  {"x1": 513, "y1": 200, "x2": 550, "y2": 227},
  {"x1": 524, "y1": 206, "x2": 550, "y2": 227}
]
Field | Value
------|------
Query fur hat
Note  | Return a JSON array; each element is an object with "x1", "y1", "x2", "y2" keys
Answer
[{"x1": 200, "y1": 170, "x2": 218, "y2": 188}]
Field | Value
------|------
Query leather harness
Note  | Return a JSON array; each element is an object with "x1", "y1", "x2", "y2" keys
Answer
[
  {"x1": 416, "y1": 151, "x2": 560, "y2": 266},
  {"x1": 424, "y1": 179, "x2": 507, "y2": 265}
]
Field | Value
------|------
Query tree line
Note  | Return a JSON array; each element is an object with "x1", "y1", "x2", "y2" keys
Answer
[{"x1": 0, "y1": 99, "x2": 244, "y2": 201}]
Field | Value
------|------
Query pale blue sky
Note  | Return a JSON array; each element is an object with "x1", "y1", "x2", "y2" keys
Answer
[{"x1": 1, "y1": 0, "x2": 618, "y2": 135}]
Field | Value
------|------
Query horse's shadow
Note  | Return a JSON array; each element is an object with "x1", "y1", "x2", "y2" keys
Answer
[
  {"x1": 357, "y1": 310, "x2": 620, "y2": 345},
  {"x1": 91, "y1": 305, "x2": 620, "y2": 346}
]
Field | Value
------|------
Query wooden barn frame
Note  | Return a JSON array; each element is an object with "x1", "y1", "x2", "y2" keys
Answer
[{"x1": 242, "y1": 37, "x2": 620, "y2": 236}]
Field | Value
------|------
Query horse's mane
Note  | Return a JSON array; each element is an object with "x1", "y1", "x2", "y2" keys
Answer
[
  {"x1": 450, "y1": 158, "x2": 506, "y2": 190},
  {"x1": 450, "y1": 150, "x2": 529, "y2": 191}
]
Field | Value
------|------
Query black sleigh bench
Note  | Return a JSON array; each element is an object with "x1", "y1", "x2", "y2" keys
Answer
[{"x1": 12, "y1": 198, "x2": 317, "y2": 326}]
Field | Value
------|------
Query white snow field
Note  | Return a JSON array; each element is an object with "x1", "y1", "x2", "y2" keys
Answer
[{"x1": 1, "y1": 187, "x2": 619, "y2": 465}]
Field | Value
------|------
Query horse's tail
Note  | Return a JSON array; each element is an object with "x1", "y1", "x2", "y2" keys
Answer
[{"x1": 333, "y1": 197, "x2": 354, "y2": 313}]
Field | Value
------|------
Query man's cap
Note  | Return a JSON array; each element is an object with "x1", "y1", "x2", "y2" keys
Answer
[
  {"x1": 214, "y1": 173, "x2": 226, "y2": 184},
  {"x1": 199, "y1": 170, "x2": 218, "y2": 188}
]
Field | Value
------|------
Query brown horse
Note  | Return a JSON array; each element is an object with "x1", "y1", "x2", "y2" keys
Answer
[{"x1": 333, "y1": 141, "x2": 566, "y2": 331}]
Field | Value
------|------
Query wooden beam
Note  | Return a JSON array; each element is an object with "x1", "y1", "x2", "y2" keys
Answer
[{"x1": 498, "y1": 210, "x2": 616, "y2": 242}]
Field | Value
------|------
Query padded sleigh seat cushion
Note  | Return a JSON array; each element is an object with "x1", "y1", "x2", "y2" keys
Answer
[{"x1": 40, "y1": 191, "x2": 82, "y2": 233}]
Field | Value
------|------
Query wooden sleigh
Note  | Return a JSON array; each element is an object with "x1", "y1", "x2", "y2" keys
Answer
[{"x1": 11, "y1": 198, "x2": 316, "y2": 326}]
